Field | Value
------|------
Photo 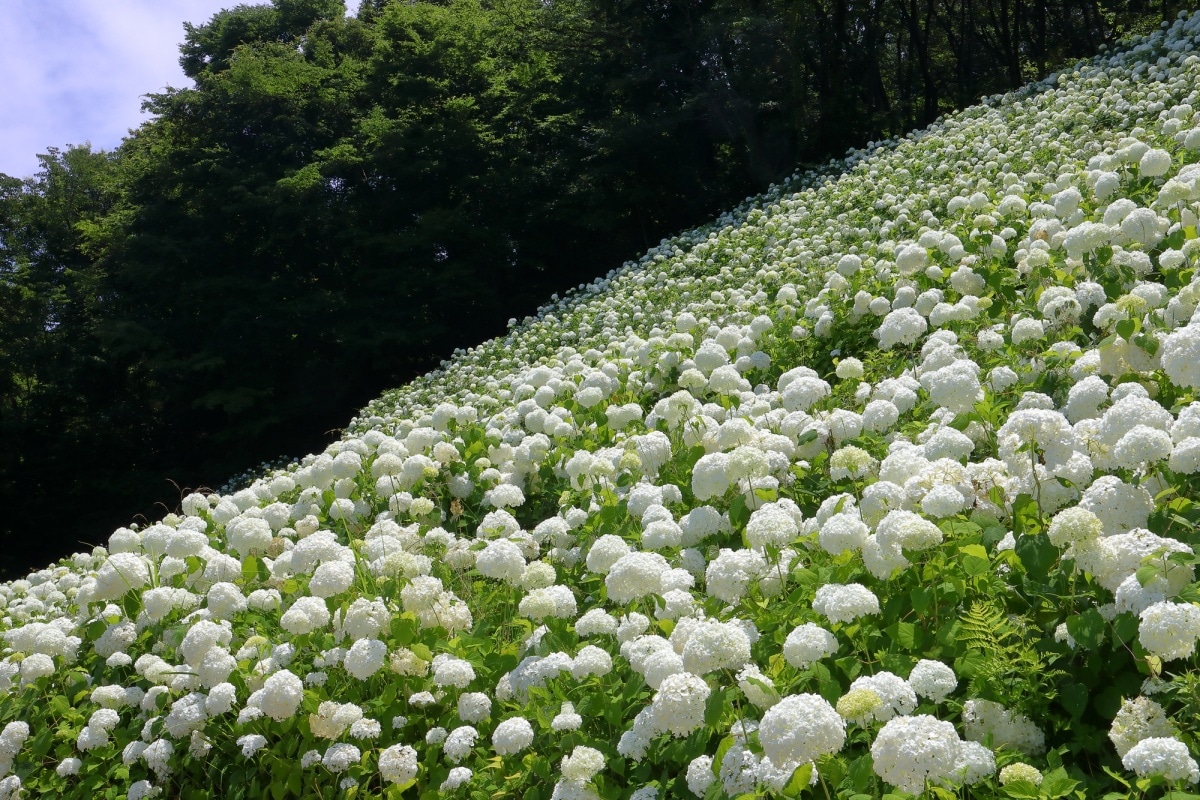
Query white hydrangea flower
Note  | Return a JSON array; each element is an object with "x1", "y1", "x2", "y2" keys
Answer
[
  {"x1": 871, "y1": 714, "x2": 962, "y2": 794},
  {"x1": 812, "y1": 583, "x2": 880, "y2": 624},
  {"x1": 908, "y1": 659, "x2": 957, "y2": 702},
  {"x1": 758, "y1": 694, "x2": 844, "y2": 765},
  {"x1": 782, "y1": 623, "x2": 839, "y2": 669},
  {"x1": 1122, "y1": 737, "x2": 1199, "y2": 784},
  {"x1": 378, "y1": 744, "x2": 418, "y2": 785},
  {"x1": 1110, "y1": 697, "x2": 1176, "y2": 758},
  {"x1": 1138, "y1": 601, "x2": 1200, "y2": 661},
  {"x1": 492, "y1": 717, "x2": 535, "y2": 756},
  {"x1": 258, "y1": 670, "x2": 303, "y2": 722}
]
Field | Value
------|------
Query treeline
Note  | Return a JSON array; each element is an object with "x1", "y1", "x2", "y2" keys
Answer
[{"x1": 0, "y1": 0, "x2": 1185, "y2": 577}]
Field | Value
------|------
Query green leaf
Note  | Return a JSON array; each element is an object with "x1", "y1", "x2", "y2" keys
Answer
[
  {"x1": 705, "y1": 687, "x2": 728, "y2": 726},
  {"x1": 781, "y1": 762, "x2": 813, "y2": 798},
  {"x1": 961, "y1": 550, "x2": 990, "y2": 577},
  {"x1": 796, "y1": 429, "x2": 819, "y2": 446},
  {"x1": 241, "y1": 555, "x2": 260, "y2": 584},
  {"x1": 1015, "y1": 533, "x2": 1057, "y2": 579},
  {"x1": 712, "y1": 736, "x2": 736, "y2": 777},
  {"x1": 1012, "y1": 494, "x2": 1042, "y2": 536},
  {"x1": 890, "y1": 621, "x2": 920, "y2": 650},
  {"x1": 1116, "y1": 317, "x2": 1137, "y2": 341},
  {"x1": 910, "y1": 586, "x2": 934, "y2": 616},
  {"x1": 1066, "y1": 607, "x2": 1106, "y2": 650},
  {"x1": 1041, "y1": 767, "x2": 1080, "y2": 798},
  {"x1": 1133, "y1": 333, "x2": 1159, "y2": 355},
  {"x1": 1002, "y1": 781, "x2": 1043, "y2": 799},
  {"x1": 847, "y1": 755, "x2": 874, "y2": 792},
  {"x1": 391, "y1": 616, "x2": 417, "y2": 646},
  {"x1": 1112, "y1": 612, "x2": 1140, "y2": 647},
  {"x1": 1059, "y1": 682, "x2": 1088, "y2": 719},
  {"x1": 729, "y1": 495, "x2": 751, "y2": 530}
]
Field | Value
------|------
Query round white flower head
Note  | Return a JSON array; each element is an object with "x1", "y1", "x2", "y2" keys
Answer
[
  {"x1": 686, "y1": 755, "x2": 715, "y2": 798},
  {"x1": 127, "y1": 780, "x2": 158, "y2": 800},
  {"x1": 433, "y1": 654, "x2": 477, "y2": 689},
  {"x1": 571, "y1": 645, "x2": 613, "y2": 680},
  {"x1": 309, "y1": 560, "x2": 355, "y2": 598},
  {"x1": 829, "y1": 446, "x2": 877, "y2": 482},
  {"x1": 322, "y1": 743, "x2": 361, "y2": 773},
  {"x1": 824, "y1": 350, "x2": 861, "y2": 380},
  {"x1": 492, "y1": 717, "x2": 535, "y2": 756},
  {"x1": 280, "y1": 596, "x2": 330, "y2": 636},
  {"x1": 378, "y1": 744, "x2": 418, "y2": 785},
  {"x1": 585, "y1": 535, "x2": 631, "y2": 575},
  {"x1": 680, "y1": 619, "x2": 751, "y2": 675},
  {"x1": 457, "y1": 692, "x2": 491, "y2": 723},
  {"x1": 444, "y1": 726, "x2": 478, "y2": 764},
  {"x1": 782, "y1": 623, "x2": 839, "y2": 669},
  {"x1": 475, "y1": 539, "x2": 526, "y2": 584},
  {"x1": 237, "y1": 734, "x2": 268, "y2": 758},
  {"x1": 441, "y1": 767, "x2": 472, "y2": 792},
  {"x1": 561, "y1": 745, "x2": 605, "y2": 783},
  {"x1": 651, "y1": 672, "x2": 711, "y2": 737},
  {"x1": 258, "y1": 669, "x2": 303, "y2": 722},
  {"x1": 1122, "y1": 737, "x2": 1199, "y2": 784},
  {"x1": 1139, "y1": 148, "x2": 1173, "y2": 177},
  {"x1": 1162, "y1": 324, "x2": 1200, "y2": 389},
  {"x1": 1047, "y1": 506, "x2": 1103, "y2": 548},
  {"x1": 952, "y1": 740, "x2": 996, "y2": 786},
  {"x1": 818, "y1": 512, "x2": 869, "y2": 555},
  {"x1": 962, "y1": 699, "x2": 1044, "y2": 755},
  {"x1": 606, "y1": 552, "x2": 670, "y2": 604},
  {"x1": 812, "y1": 583, "x2": 880, "y2": 624},
  {"x1": 309, "y1": 700, "x2": 362, "y2": 740},
  {"x1": 877, "y1": 308, "x2": 928, "y2": 350},
  {"x1": 704, "y1": 548, "x2": 767, "y2": 603},
  {"x1": 692, "y1": 453, "x2": 732, "y2": 500},
  {"x1": 745, "y1": 503, "x2": 799, "y2": 549},
  {"x1": 56, "y1": 757, "x2": 82, "y2": 777},
  {"x1": 758, "y1": 694, "x2": 845, "y2": 766},
  {"x1": 341, "y1": 597, "x2": 391, "y2": 641},
  {"x1": 908, "y1": 659, "x2": 957, "y2": 702},
  {"x1": 999, "y1": 763, "x2": 1043, "y2": 786},
  {"x1": 574, "y1": 608, "x2": 618, "y2": 637},
  {"x1": 551, "y1": 702, "x2": 583, "y2": 731},
  {"x1": 1138, "y1": 601, "x2": 1200, "y2": 661},
  {"x1": 94, "y1": 553, "x2": 151, "y2": 600},
  {"x1": 836, "y1": 688, "x2": 883, "y2": 726},
  {"x1": 871, "y1": 714, "x2": 961, "y2": 794},
  {"x1": 1110, "y1": 697, "x2": 1176, "y2": 758},
  {"x1": 344, "y1": 639, "x2": 388, "y2": 680},
  {"x1": 847, "y1": 672, "x2": 917, "y2": 722},
  {"x1": 0, "y1": 721, "x2": 30, "y2": 753},
  {"x1": 875, "y1": 509, "x2": 943, "y2": 552}
]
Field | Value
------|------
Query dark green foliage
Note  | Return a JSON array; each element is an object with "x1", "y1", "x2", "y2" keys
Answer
[{"x1": 0, "y1": 0, "x2": 1191, "y2": 577}]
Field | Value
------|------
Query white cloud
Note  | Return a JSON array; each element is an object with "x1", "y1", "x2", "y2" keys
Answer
[{"x1": 0, "y1": 1, "x2": 252, "y2": 178}]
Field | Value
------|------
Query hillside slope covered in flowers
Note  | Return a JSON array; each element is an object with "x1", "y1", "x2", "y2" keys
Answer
[{"x1": 8, "y1": 12, "x2": 1200, "y2": 800}]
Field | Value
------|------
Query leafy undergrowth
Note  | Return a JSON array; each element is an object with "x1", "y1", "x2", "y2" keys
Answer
[{"x1": 9, "y1": 12, "x2": 1200, "y2": 800}]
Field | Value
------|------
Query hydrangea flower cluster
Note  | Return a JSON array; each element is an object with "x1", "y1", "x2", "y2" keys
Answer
[{"x1": 5, "y1": 12, "x2": 1200, "y2": 800}]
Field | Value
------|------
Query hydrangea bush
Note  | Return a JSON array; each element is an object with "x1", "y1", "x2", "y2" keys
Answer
[{"x1": 9, "y1": 12, "x2": 1200, "y2": 800}]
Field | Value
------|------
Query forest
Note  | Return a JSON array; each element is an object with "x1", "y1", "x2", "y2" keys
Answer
[{"x1": 0, "y1": 0, "x2": 1187, "y2": 578}]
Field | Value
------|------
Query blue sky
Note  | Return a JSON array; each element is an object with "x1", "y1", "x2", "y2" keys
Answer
[{"x1": 0, "y1": 1, "x2": 248, "y2": 179}]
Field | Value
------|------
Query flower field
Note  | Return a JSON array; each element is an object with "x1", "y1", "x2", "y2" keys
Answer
[{"x1": 9, "y1": 11, "x2": 1200, "y2": 800}]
